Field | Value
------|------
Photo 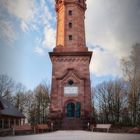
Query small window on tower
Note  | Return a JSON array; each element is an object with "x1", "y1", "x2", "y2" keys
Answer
[
  {"x1": 78, "y1": 0, "x2": 81, "y2": 3},
  {"x1": 68, "y1": 80, "x2": 74, "y2": 86},
  {"x1": 69, "y1": 10, "x2": 72, "y2": 16},
  {"x1": 69, "y1": 22, "x2": 72, "y2": 28},
  {"x1": 69, "y1": 35, "x2": 72, "y2": 40}
]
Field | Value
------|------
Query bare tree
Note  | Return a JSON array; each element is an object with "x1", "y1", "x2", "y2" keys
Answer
[
  {"x1": 94, "y1": 79, "x2": 127, "y2": 125},
  {"x1": 0, "y1": 74, "x2": 14, "y2": 100},
  {"x1": 13, "y1": 83, "x2": 27, "y2": 113},
  {"x1": 121, "y1": 43, "x2": 140, "y2": 125},
  {"x1": 28, "y1": 82, "x2": 50, "y2": 125}
]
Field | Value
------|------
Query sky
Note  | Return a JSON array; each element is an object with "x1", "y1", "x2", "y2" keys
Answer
[{"x1": 0, "y1": 0, "x2": 140, "y2": 90}]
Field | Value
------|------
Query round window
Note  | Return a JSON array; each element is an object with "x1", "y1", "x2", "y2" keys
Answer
[{"x1": 68, "y1": 80, "x2": 74, "y2": 86}]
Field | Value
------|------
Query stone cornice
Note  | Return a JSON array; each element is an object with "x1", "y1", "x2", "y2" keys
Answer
[
  {"x1": 55, "y1": 0, "x2": 86, "y2": 12},
  {"x1": 49, "y1": 51, "x2": 93, "y2": 62}
]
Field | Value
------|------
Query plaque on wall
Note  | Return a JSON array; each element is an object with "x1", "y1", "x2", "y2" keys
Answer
[{"x1": 64, "y1": 86, "x2": 78, "y2": 96}]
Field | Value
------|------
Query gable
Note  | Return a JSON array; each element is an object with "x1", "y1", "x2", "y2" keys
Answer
[{"x1": 57, "y1": 68, "x2": 85, "y2": 85}]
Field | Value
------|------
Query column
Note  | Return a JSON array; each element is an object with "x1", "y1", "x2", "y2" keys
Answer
[
  {"x1": 2, "y1": 119, "x2": 4, "y2": 129},
  {"x1": 14, "y1": 119, "x2": 16, "y2": 126},
  {"x1": 8, "y1": 118, "x2": 11, "y2": 128},
  {"x1": 18, "y1": 119, "x2": 20, "y2": 126},
  {"x1": 23, "y1": 118, "x2": 25, "y2": 124},
  {"x1": 20, "y1": 118, "x2": 23, "y2": 125}
]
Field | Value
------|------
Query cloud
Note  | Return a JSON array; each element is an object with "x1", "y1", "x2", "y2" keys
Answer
[
  {"x1": 40, "y1": 0, "x2": 54, "y2": 24},
  {"x1": 42, "y1": 25, "x2": 56, "y2": 49},
  {"x1": 86, "y1": 0, "x2": 140, "y2": 77},
  {"x1": 3, "y1": 0, "x2": 35, "y2": 20},
  {"x1": 35, "y1": 0, "x2": 56, "y2": 51},
  {"x1": 33, "y1": 0, "x2": 56, "y2": 54},
  {"x1": 39, "y1": 0, "x2": 56, "y2": 49},
  {"x1": 34, "y1": 38, "x2": 46, "y2": 56},
  {"x1": 1, "y1": 0, "x2": 36, "y2": 32},
  {"x1": 34, "y1": 47, "x2": 45, "y2": 56},
  {"x1": 90, "y1": 48, "x2": 121, "y2": 77},
  {"x1": 0, "y1": 0, "x2": 56, "y2": 52},
  {"x1": 0, "y1": 20, "x2": 17, "y2": 44},
  {"x1": 34, "y1": 25, "x2": 55, "y2": 55},
  {"x1": 0, "y1": 0, "x2": 36, "y2": 45},
  {"x1": 21, "y1": 21, "x2": 29, "y2": 32}
]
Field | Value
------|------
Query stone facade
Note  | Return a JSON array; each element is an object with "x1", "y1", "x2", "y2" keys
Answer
[{"x1": 49, "y1": 0, "x2": 92, "y2": 120}]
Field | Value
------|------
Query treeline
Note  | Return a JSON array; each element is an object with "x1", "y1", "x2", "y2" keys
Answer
[
  {"x1": 0, "y1": 75, "x2": 50, "y2": 125},
  {"x1": 92, "y1": 44, "x2": 140, "y2": 126},
  {"x1": 0, "y1": 44, "x2": 140, "y2": 127}
]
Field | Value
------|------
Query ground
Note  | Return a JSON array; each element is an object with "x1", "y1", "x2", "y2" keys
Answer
[{"x1": 1, "y1": 131, "x2": 140, "y2": 140}]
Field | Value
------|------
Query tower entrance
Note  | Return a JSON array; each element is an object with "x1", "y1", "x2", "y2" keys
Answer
[
  {"x1": 66, "y1": 102, "x2": 75, "y2": 117},
  {"x1": 66, "y1": 102, "x2": 81, "y2": 118}
]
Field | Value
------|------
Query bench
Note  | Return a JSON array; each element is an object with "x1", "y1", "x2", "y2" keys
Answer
[
  {"x1": 91, "y1": 124, "x2": 111, "y2": 132},
  {"x1": 0, "y1": 129, "x2": 12, "y2": 136},
  {"x1": 12, "y1": 124, "x2": 33, "y2": 135},
  {"x1": 35, "y1": 124, "x2": 50, "y2": 133}
]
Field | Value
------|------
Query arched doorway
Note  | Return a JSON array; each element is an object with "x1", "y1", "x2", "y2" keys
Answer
[
  {"x1": 66, "y1": 102, "x2": 81, "y2": 118},
  {"x1": 66, "y1": 102, "x2": 75, "y2": 117}
]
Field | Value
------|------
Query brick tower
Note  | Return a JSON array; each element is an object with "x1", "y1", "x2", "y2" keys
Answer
[{"x1": 49, "y1": 0, "x2": 92, "y2": 129}]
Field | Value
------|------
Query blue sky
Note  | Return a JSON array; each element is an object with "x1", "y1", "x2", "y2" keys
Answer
[{"x1": 0, "y1": 0, "x2": 140, "y2": 90}]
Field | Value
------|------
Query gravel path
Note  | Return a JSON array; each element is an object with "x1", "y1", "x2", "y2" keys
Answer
[{"x1": 1, "y1": 131, "x2": 140, "y2": 140}]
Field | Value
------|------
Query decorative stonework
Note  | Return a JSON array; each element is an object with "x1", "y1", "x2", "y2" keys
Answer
[{"x1": 51, "y1": 56, "x2": 90, "y2": 63}]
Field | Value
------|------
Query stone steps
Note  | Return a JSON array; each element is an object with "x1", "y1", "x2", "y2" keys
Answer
[{"x1": 61, "y1": 118, "x2": 83, "y2": 130}]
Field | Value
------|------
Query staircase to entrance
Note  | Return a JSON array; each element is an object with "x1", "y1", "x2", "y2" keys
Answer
[{"x1": 61, "y1": 117, "x2": 83, "y2": 130}]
